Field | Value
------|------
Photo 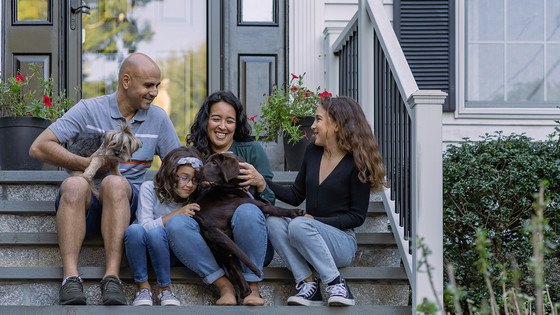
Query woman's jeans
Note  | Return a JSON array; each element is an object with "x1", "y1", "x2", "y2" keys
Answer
[
  {"x1": 165, "y1": 203, "x2": 268, "y2": 284},
  {"x1": 124, "y1": 224, "x2": 178, "y2": 287},
  {"x1": 266, "y1": 216, "x2": 357, "y2": 284}
]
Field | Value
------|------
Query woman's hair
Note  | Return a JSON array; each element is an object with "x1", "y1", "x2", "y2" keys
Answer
[
  {"x1": 153, "y1": 146, "x2": 203, "y2": 203},
  {"x1": 187, "y1": 91, "x2": 252, "y2": 158},
  {"x1": 319, "y1": 96, "x2": 387, "y2": 192}
]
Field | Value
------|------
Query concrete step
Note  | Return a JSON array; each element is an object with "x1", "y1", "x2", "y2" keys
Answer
[
  {"x1": 0, "y1": 266, "x2": 409, "y2": 306},
  {"x1": 0, "y1": 171, "x2": 410, "y2": 307},
  {"x1": 0, "y1": 305, "x2": 412, "y2": 314}
]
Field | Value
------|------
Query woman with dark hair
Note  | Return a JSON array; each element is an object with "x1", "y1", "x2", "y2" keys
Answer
[
  {"x1": 166, "y1": 91, "x2": 274, "y2": 306},
  {"x1": 257, "y1": 96, "x2": 386, "y2": 306},
  {"x1": 124, "y1": 146, "x2": 237, "y2": 306}
]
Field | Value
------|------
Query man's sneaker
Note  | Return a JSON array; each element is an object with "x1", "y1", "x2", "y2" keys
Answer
[
  {"x1": 157, "y1": 289, "x2": 181, "y2": 306},
  {"x1": 100, "y1": 275, "x2": 127, "y2": 305},
  {"x1": 132, "y1": 288, "x2": 153, "y2": 306},
  {"x1": 326, "y1": 278, "x2": 355, "y2": 306},
  {"x1": 59, "y1": 275, "x2": 87, "y2": 305},
  {"x1": 287, "y1": 277, "x2": 323, "y2": 306}
]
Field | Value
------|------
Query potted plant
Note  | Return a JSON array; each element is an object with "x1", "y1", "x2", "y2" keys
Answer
[
  {"x1": 0, "y1": 63, "x2": 74, "y2": 170},
  {"x1": 253, "y1": 73, "x2": 331, "y2": 170}
]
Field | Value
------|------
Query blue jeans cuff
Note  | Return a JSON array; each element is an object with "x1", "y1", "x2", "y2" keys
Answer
[{"x1": 203, "y1": 268, "x2": 226, "y2": 285}]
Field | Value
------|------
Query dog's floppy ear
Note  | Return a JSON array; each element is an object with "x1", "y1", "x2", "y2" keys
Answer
[{"x1": 219, "y1": 154, "x2": 240, "y2": 183}]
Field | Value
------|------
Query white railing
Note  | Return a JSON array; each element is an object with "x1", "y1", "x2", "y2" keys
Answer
[{"x1": 330, "y1": 0, "x2": 446, "y2": 311}]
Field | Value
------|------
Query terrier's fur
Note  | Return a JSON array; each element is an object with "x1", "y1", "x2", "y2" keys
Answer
[{"x1": 67, "y1": 124, "x2": 142, "y2": 197}]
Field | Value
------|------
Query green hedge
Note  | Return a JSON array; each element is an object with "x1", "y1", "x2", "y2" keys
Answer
[{"x1": 443, "y1": 131, "x2": 560, "y2": 308}]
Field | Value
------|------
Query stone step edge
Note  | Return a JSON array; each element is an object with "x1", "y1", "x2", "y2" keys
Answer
[
  {"x1": 0, "y1": 305, "x2": 412, "y2": 315},
  {"x1": 0, "y1": 232, "x2": 397, "y2": 246},
  {"x1": 0, "y1": 200, "x2": 385, "y2": 215},
  {"x1": 0, "y1": 266, "x2": 408, "y2": 281}
]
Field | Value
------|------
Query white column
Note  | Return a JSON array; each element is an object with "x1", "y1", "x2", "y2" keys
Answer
[
  {"x1": 358, "y1": 0, "x2": 375, "y2": 128},
  {"x1": 323, "y1": 27, "x2": 343, "y2": 96},
  {"x1": 408, "y1": 90, "x2": 447, "y2": 312}
]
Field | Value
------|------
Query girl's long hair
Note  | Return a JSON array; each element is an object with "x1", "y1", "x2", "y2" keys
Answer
[
  {"x1": 153, "y1": 146, "x2": 202, "y2": 203},
  {"x1": 187, "y1": 91, "x2": 252, "y2": 158},
  {"x1": 320, "y1": 96, "x2": 387, "y2": 192}
]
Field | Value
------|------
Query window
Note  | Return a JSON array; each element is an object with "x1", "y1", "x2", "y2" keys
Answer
[{"x1": 461, "y1": 0, "x2": 560, "y2": 114}]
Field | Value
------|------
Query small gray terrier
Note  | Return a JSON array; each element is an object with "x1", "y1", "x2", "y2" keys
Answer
[{"x1": 67, "y1": 124, "x2": 142, "y2": 196}]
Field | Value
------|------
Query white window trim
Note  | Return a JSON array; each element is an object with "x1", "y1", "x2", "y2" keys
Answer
[{"x1": 455, "y1": 0, "x2": 560, "y2": 119}]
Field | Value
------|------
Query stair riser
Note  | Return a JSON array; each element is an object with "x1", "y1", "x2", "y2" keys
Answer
[
  {"x1": 1, "y1": 246, "x2": 401, "y2": 268},
  {"x1": 0, "y1": 185, "x2": 58, "y2": 201},
  {"x1": 0, "y1": 281, "x2": 409, "y2": 306},
  {"x1": 0, "y1": 214, "x2": 390, "y2": 233}
]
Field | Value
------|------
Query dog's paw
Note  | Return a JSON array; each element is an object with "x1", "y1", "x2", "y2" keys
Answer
[{"x1": 290, "y1": 208, "x2": 306, "y2": 218}]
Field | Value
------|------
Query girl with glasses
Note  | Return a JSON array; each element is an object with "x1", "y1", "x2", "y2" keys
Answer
[{"x1": 124, "y1": 146, "x2": 207, "y2": 306}]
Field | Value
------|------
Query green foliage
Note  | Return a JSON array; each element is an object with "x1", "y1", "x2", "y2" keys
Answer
[
  {"x1": 253, "y1": 73, "x2": 329, "y2": 144},
  {"x1": 0, "y1": 63, "x2": 74, "y2": 121},
  {"x1": 443, "y1": 131, "x2": 560, "y2": 310}
]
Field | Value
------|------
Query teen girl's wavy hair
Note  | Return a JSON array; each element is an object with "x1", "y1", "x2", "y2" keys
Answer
[
  {"x1": 187, "y1": 91, "x2": 253, "y2": 158},
  {"x1": 320, "y1": 96, "x2": 387, "y2": 192},
  {"x1": 153, "y1": 146, "x2": 202, "y2": 203}
]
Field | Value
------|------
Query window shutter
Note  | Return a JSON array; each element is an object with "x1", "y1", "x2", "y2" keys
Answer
[{"x1": 394, "y1": 0, "x2": 455, "y2": 111}]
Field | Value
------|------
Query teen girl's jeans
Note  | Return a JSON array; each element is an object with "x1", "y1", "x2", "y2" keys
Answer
[
  {"x1": 266, "y1": 216, "x2": 357, "y2": 284},
  {"x1": 124, "y1": 224, "x2": 177, "y2": 287},
  {"x1": 165, "y1": 203, "x2": 268, "y2": 284}
]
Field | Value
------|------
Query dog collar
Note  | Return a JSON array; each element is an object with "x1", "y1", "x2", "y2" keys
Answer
[{"x1": 241, "y1": 186, "x2": 255, "y2": 200}]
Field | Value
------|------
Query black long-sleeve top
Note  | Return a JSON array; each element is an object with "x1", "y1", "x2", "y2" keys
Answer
[{"x1": 266, "y1": 144, "x2": 370, "y2": 230}]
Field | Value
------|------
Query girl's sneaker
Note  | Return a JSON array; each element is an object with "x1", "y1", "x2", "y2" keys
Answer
[
  {"x1": 158, "y1": 289, "x2": 180, "y2": 306},
  {"x1": 326, "y1": 278, "x2": 355, "y2": 306},
  {"x1": 132, "y1": 288, "x2": 153, "y2": 306},
  {"x1": 287, "y1": 277, "x2": 323, "y2": 306}
]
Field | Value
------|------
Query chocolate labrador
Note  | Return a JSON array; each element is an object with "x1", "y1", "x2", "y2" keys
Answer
[{"x1": 194, "y1": 152, "x2": 305, "y2": 300}]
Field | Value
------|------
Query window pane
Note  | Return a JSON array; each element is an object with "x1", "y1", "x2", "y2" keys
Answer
[
  {"x1": 467, "y1": 44, "x2": 504, "y2": 102},
  {"x1": 507, "y1": 44, "x2": 544, "y2": 101},
  {"x1": 467, "y1": 0, "x2": 503, "y2": 41},
  {"x1": 547, "y1": 44, "x2": 560, "y2": 101},
  {"x1": 241, "y1": 0, "x2": 274, "y2": 23},
  {"x1": 547, "y1": 1, "x2": 560, "y2": 41},
  {"x1": 507, "y1": 0, "x2": 543, "y2": 41},
  {"x1": 16, "y1": 0, "x2": 49, "y2": 21},
  {"x1": 82, "y1": 0, "x2": 207, "y2": 146}
]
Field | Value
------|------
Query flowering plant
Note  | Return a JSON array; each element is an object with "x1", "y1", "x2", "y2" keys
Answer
[
  {"x1": 0, "y1": 64, "x2": 74, "y2": 121},
  {"x1": 253, "y1": 73, "x2": 332, "y2": 144}
]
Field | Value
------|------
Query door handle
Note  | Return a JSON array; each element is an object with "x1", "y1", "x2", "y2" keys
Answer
[
  {"x1": 71, "y1": 5, "x2": 91, "y2": 15},
  {"x1": 70, "y1": 1, "x2": 91, "y2": 30}
]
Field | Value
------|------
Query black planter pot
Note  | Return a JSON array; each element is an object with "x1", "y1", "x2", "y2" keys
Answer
[
  {"x1": 0, "y1": 117, "x2": 51, "y2": 170},
  {"x1": 283, "y1": 116, "x2": 314, "y2": 171}
]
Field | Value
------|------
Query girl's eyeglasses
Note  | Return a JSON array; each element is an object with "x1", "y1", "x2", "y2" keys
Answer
[{"x1": 177, "y1": 175, "x2": 199, "y2": 185}]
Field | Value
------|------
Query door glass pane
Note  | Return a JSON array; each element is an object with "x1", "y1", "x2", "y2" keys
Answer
[
  {"x1": 15, "y1": 0, "x2": 49, "y2": 22},
  {"x1": 82, "y1": 0, "x2": 207, "y2": 145},
  {"x1": 241, "y1": 0, "x2": 274, "y2": 23}
]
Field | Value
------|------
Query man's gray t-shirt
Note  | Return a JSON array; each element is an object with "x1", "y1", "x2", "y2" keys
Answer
[{"x1": 49, "y1": 92, "x2": 181, "y2": 187}]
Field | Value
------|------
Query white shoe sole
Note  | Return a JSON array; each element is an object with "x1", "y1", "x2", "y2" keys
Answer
[
  {"x1": 160, "y1": 300, "x2": 181, "y2": 306},
  {"x1": 327, "y1": 296, "x2": 355, "y2": 306},
  {"x1": 287, "y1": 296, "x2": 323, "y2": 306},
  {"x1": 132, "y1": 299, "x2": 153, "y2": 306}
]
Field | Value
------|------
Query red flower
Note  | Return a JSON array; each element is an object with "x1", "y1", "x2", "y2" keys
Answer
[
  {"x1": 291, "y1": 73, "x2": 298, "y2": 79},
  {"x1": 318, "y1": 91, "x2": 332, "y2": 99},
  {"x1": 15, "y1": 75, "x2": 25, "y2": 83},
  {"x1": 42, "y1": 95, "x2": 52, "y2": 107},
  {"x1": 292, "y1": 117, "x2": 297, "y2": 123},
  {"x1": 248, "y1": 115, "x2": 257, "y2": 121},
  {"x1": 290, "y1": 86, "x2": 298, "y2": 92}
]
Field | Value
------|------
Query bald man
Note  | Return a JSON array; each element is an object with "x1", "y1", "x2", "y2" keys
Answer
[{"x1": 30, "y1": 53, "x2": 181, "y2": 305}]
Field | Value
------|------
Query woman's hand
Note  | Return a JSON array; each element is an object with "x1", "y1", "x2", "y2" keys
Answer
[
  {"x1": 238, "y1": 162, "x2": 267, "y2": 193},
  {"x1": 304, "y1": 214, "x2": 314, "y2": 219}
]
